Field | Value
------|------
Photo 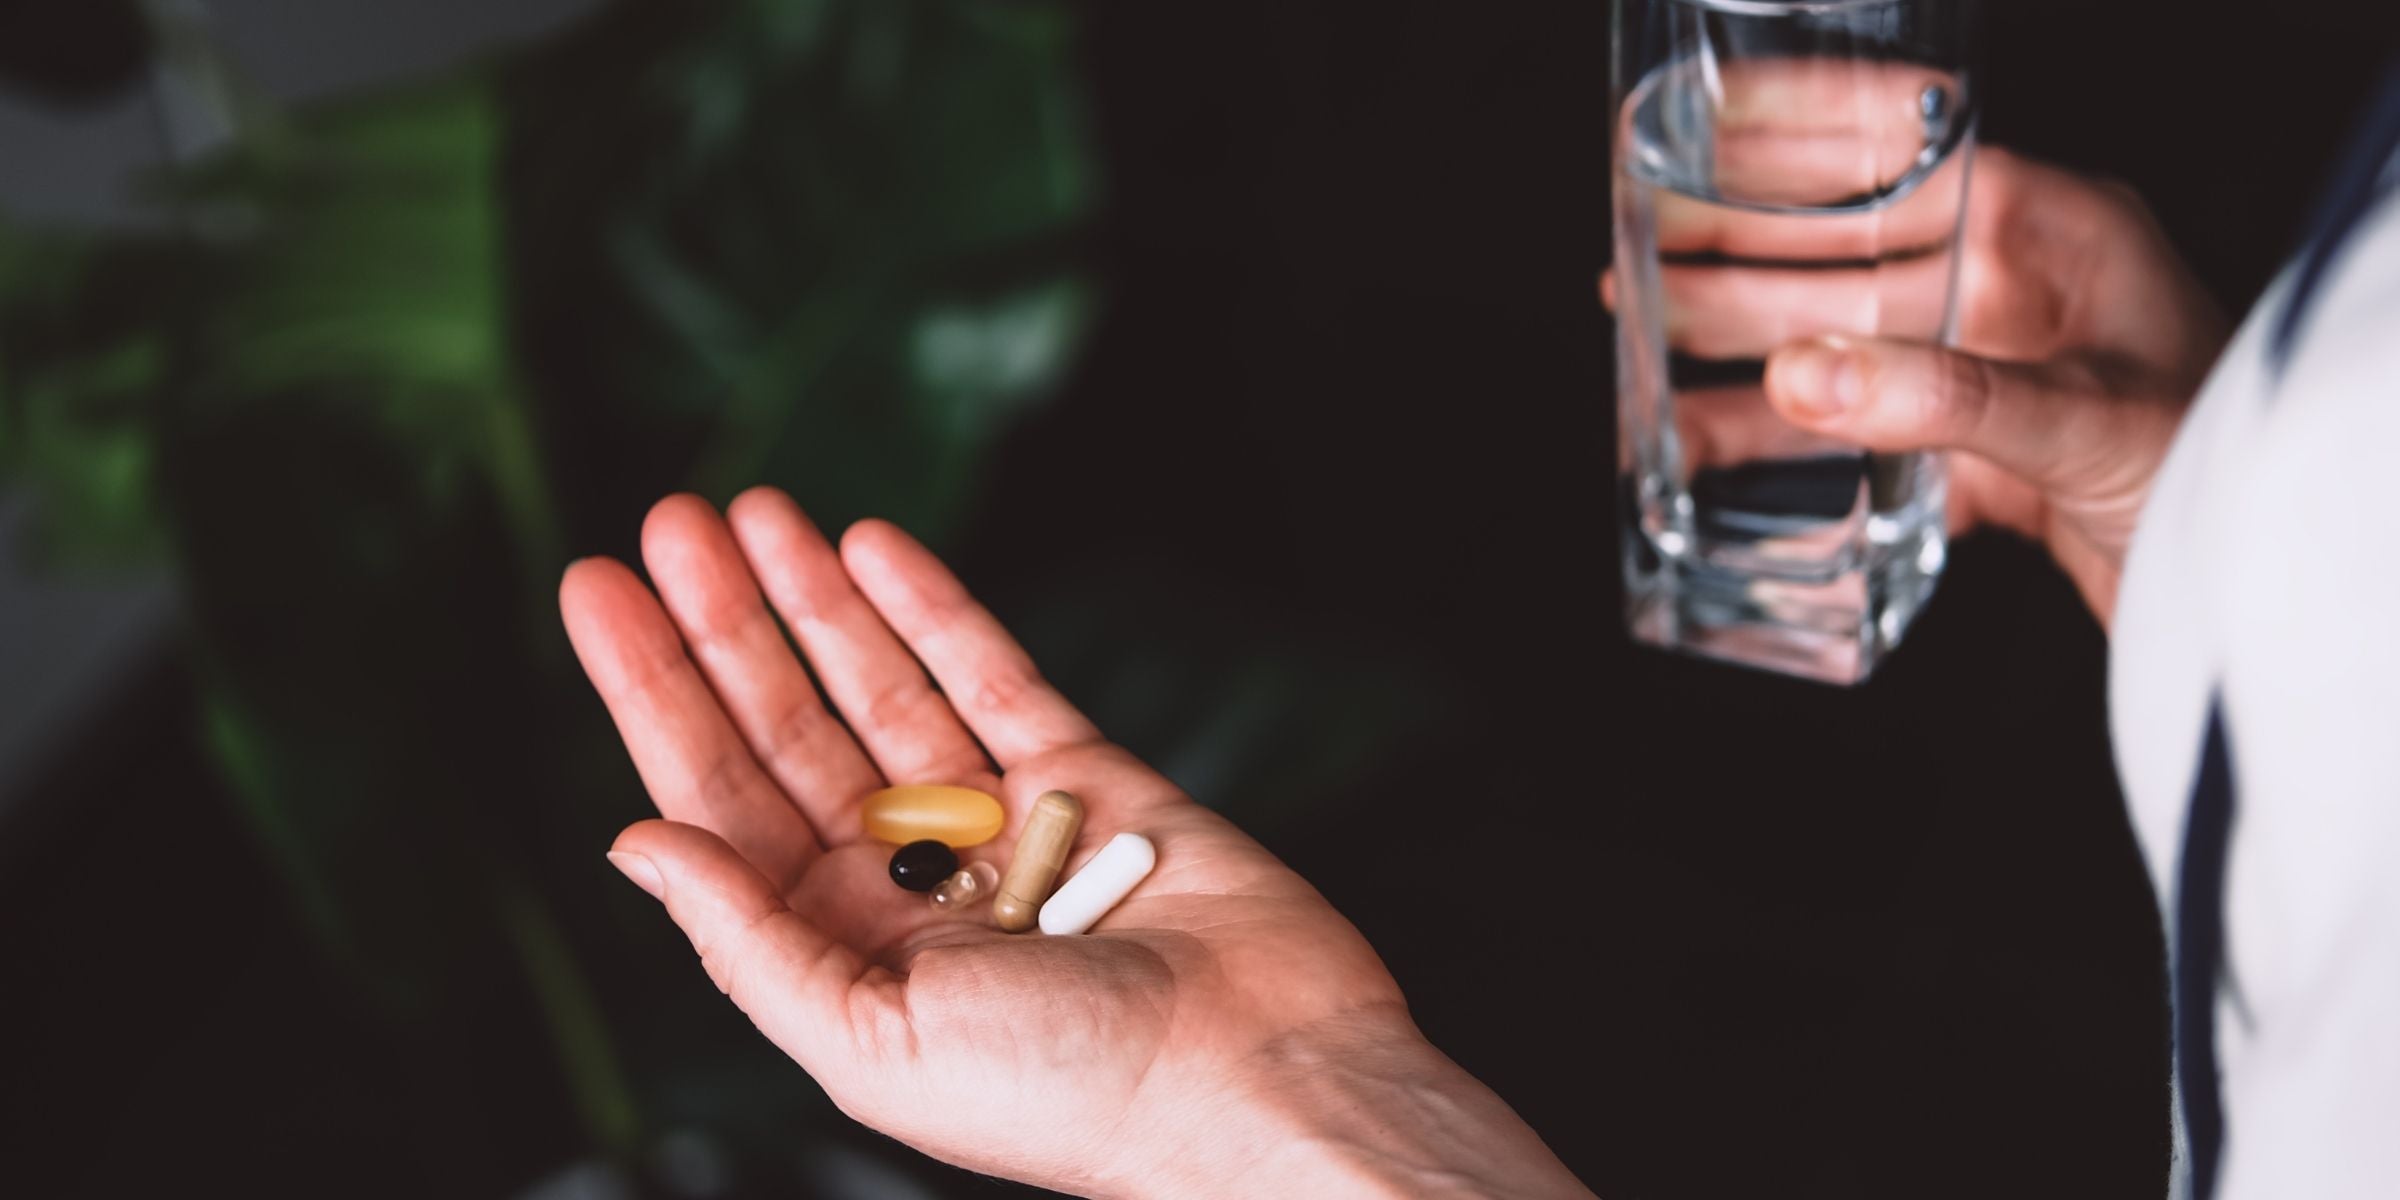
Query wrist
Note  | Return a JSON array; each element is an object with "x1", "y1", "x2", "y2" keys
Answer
[{"x1": 1115, "y1": 1009, "x2": 1594, "y2": 1200}]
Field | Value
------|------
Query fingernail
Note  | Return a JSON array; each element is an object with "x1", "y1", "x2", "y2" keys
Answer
[
  {"x1": 1775, "y1": 341, "x2": 1864, "y2": 419},
  {"x1": 608, "y1": 851, "x2": 665, "y2": 901}
]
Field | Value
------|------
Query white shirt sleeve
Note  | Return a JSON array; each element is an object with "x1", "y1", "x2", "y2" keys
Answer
[{"x1": 2111, "y1": 194, "x2": 2400, "y2": 1199}]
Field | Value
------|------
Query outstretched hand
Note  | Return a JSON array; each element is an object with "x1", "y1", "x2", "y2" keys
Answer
[{"x1": 561, "y1": 491, "x2": 1587, "y2": 1199}]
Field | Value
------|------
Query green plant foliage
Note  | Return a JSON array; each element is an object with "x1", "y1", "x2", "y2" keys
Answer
[
  {"x1": 0, "y1": 0, "x2": 1099, "y2": 1187},
  {"x1": 0, "y1": 223, "x2": 180, "y2": 561},
  {"x1": 504, "y1": 0, "x2": 1097, "y2": 541}
]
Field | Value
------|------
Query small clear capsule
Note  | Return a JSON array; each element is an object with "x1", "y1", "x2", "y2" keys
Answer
[{"x1": 929, "y1": 861, "x2": 1000, "y2": 912}]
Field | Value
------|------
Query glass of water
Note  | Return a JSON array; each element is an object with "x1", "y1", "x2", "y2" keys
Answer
[{"x1": 1612, "y1": 0, "x2": 1981, "y2": 683}]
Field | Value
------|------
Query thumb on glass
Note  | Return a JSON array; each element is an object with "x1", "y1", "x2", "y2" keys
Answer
[{"x1": 1765, "y1": 336, "x2": 2129, "y2": 492}]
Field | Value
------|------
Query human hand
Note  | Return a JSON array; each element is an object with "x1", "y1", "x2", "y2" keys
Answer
[
  {"x1": 560, "y1": 490, "x2": 1590, "y2": 1199},
  {"x1": 1610, "y1": 134, "x2": 2229, "y2": 627}
]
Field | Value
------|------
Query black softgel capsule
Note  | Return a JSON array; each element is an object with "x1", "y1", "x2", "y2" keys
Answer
[{"x1": 889, "y1": 839, "x2": 959, "y2": 893}]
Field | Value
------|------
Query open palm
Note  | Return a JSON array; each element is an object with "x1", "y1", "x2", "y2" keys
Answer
[{"x1": 560, "y1": 490, "x2": 1416, "y2": 1196}]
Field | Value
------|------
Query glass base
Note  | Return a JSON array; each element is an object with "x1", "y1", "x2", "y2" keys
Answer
[{"x1": 1625, "y1": 522, "x2": 1946, "y2": 686}]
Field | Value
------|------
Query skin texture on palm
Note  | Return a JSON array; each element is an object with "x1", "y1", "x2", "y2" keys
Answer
[{"x1": 560, "y1": 491, "x2": 1589, "y2": 1199}]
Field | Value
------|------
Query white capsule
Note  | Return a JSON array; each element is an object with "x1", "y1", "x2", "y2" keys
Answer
[{"x1": 1037, "y1": 832, "x2": 1157, "y2": 935}]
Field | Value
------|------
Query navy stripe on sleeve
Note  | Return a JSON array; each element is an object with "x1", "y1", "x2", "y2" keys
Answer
[
  {"x1": 2272, "y1": 61, "x2": 2400, "y2": 371},
  {"x1": 2176, "y1": 702, "x2": 2237, "y2": 1200}
]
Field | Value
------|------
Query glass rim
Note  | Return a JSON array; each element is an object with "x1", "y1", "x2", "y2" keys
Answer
[{"x1": 1672, "y1": 0, "x2": 1908, "y2": 15}]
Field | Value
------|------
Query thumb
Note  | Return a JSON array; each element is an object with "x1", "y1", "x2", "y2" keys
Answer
[
  {"x1": 608, "y1": 819, "x2": 874, "y2": 1075},
  {"x1": 1764, "y1": 336, "x2": 2126, "y2": 493}
]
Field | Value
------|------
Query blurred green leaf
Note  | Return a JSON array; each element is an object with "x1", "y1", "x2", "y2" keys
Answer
[
  {"x1": 507, "y1": 0, "x2": 1098, "y2": 538},
  {"x1": 0, "y1": 0, "x2": 1099, "y2": 1187}
]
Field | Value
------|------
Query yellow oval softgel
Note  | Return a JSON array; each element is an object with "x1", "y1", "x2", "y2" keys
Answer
[{"x1": 862, "y1": 785, "x2": 1005, "y2": 848}]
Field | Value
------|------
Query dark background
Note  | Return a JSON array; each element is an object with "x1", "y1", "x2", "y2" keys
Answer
[{"x1": 3, "y1": 2, "x2": 2395, "y2": 1197}]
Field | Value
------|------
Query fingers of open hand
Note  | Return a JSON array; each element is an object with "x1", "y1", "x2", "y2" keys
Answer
[
  {"x1": 726, "y1": 488, "x2": 995, "y2": 791},
  {"x1": 612, "y1": 820, "x2": 892, "y2": 1077},
  {"x1": 562, "y1": 557, "x2": 821, "y2": 889},
  {"x1": 644, "y1": 496, "x2": 884, "y2": 844},
  {"x1": 838, "y1": 519, "x2": 1105, "y2": 771}
]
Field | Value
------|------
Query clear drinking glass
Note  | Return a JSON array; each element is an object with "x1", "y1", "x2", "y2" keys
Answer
[{"x1": 1612, "y1": 0, "x2": 1981, "y2": 683}]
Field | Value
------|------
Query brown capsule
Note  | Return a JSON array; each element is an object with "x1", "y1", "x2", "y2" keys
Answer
[{"x1": 994, "y1": 790, "x2": 1084, "y2": 933}]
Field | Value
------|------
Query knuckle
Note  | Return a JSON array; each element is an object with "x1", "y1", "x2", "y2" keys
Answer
[
  {"x1": 967, "y1": 660, "x2": 1042, "y2": 717},
  {"x1": 1929, "y1": 352, "x2": 1998, "y2": 438},
  {"x1": 2071, "y1": 171, "x2": 2163, "y2": 244},
  {"x1": 712, "y1": 906, "x2": 792, "y2": 1008},
  {"x1": 2055, "y1": 353, "x2": 2119, "y2": 396},
  {"x1": 1956, "y1": 261, "x2": 2004, "y2": 340},
  {"x1": 612, "y1": 640, "x2": 684, "y2": 696},
  {"x1": 692, "y1": 748, "x2": 749, "y2": 805},
  {"x1": 791, "y1": 576, "x2": 859, "y2": 628},
  {"x1": 690, "y1": 603, "x2": 772, "y2": 661},
  {"x1": 850, "y1": 999, "x2": 911, "y2": 1065},
  {"x1": 860, "y1": 676, "x2": 938, "y2": 734},
  {"x1": 922, "y1": 590, "x2": 981, "y2": 637},
  {"x1": 691, "y1": 929, "x2": 738, "y2": 995},
  {"x1": 1929, "y1": 350, "x2": 1977, "y2": 409},
  {"x1": 761, "y1": 701, "x2": 831, "y2": 764},
  {"x1": 2094, "y1": 173, "x2": 2151, "y2": 216}
]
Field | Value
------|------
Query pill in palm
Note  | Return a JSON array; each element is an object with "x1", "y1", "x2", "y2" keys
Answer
[
  {"x1": 995, "y1": 790, "x2": 1084, "y2": 933},
  {"x1": 1037, "y1": 832, "x2": 1156, "y2": 936},
  {"x1": 888, "y1": 839, "x2": 958, "y2": 892},
  {"x1": 929, "y1": 861, "x2": 1000, "y2": 912},
  {"x1": 861, "y1": 785, "x2": 1005, "y2": 848}
]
